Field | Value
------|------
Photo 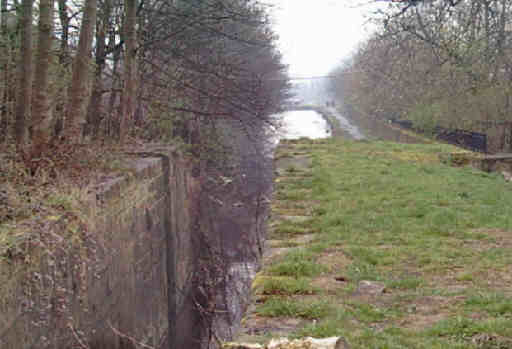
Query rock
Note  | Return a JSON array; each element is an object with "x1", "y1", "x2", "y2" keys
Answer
[
  {"x1": 472, "y1": 333, "x2": 512, "y2": 348},
  {"x1": 356, "y1": 280, "x2": 386, "y2": 295},
  {"x1": 226, "y1": 337, "x2": 350, "y2": 349},
  {"x1": 268, "y1": 337, "x2": 347, "y2": 349},
  {"x1": 223, "y1": 343, "x2": 263, "y2": 349},
  {"x1": 334, "y1": 337, "x2": 351, "y2": 349},
  {"x1": 502, "y1": 171, "x2": 512, "y2": 182}
]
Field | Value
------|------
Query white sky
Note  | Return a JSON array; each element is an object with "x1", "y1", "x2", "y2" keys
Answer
[{"x1": 264, "y1": 0, "x2": 383, "y2": 78}]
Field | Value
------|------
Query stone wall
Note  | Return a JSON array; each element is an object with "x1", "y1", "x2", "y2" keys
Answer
[{"x1": 0, "y1": 146, "x2": 201, "y2": 349}]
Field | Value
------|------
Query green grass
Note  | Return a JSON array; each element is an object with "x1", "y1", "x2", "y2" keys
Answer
[
  {"x1": 256, "y1": 298, "x2": 331, "y2": 319},
  {"x1": 269, "y1": 249, "x2": 327, "y2": 278},
  {"x1": 275, "y1": 188, "x2": 310, "y2": 201},
  {"x1": 425, "y1": 316, "x2": 512, "y2": 342},
  {"x1": 271, "y1": 222, "x2": 315, "y2": 238},
  {"x1": 250, "y1": 138, "x2": 512, "y2": 348},
  {"x1": 464, "y1": 292, "x2": 512, "y2": 317},
  {"x1": 292, "y1": 310, "x2": 350, "y2": 338},
  {"x1": 387, "y1": 276, "x2": 424, "y2": 290},
  {"x1": 260, "y1": 277, "x2": 319, "y2": 296}
]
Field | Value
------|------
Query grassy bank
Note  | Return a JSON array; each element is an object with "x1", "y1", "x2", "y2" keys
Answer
[{"x1": 240, "y1": 137, "x2": 512, "y2": 348}]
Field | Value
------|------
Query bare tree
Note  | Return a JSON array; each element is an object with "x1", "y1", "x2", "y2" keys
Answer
[
  {"x1": 84, "y1": 0, "x2": 113, "y2": 140},
  {"x1": 0, "y1": 0, "x2": 8, "y2": 136},
  {"x1": 119, "y1": 0, "x2": 137, "y2": 142},
  {"x1": 30, "y1": 0, "x2": 55, "y2": 152},
  {"x1": 0, "y1": 0, "x2": 6, "y2": 28},
  {"x1": 14, "y1": 0, "x2": 33, "y2": 148},
  {"x1": 57, "y1": 0, "x2": 70, "y2": 64},
  {"x1": 335, "y1": 0, "x2": 512, "y2": 151},
  {"x1": 64, "y1": 0, "x2": 97, "y2": 143}
]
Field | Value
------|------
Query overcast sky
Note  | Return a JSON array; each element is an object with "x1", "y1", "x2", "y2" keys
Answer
[{"x1": 264, "y1": 0, "x2": 382, "y2": 78}]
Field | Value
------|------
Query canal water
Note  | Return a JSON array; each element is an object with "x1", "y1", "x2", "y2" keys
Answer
[{"x1": 277, "y1": 110, "x2": 332, "y2": 140}]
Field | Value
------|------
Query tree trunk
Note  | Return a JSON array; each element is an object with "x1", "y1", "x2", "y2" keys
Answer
[
  {"x1": 119, "y1": 0, "x2": 137, "y2": 143},
  {"x1": 57, "y1": 0, "x2": 70, "y2": 64},
  {"x1": 0, "y1": 0, "x2": 8, "y2": 138},
  {"x1": 0, "y1": 0, "x2": 6, "y2": 29},
  {"x1": 31, "y1": 0, "x2": 55, "y2": 149},
  {"x1": 494, "y1": 0, "x2": 507, "y2": 80},
  {"x1": 14, "y1": 0, "x2": 33, "y2": 148},
  {"x1": 84, "y1": 0, "x2": 111, "y2": 141},
  {"x1": 107, "y1": 43, "x2": 120, "y2": 138},
  {"x1": 64, "y1": 0, "x2": 97, "y2": 143},
  {"x1": 52, "y1": 0, "x2": 70, "y2": 138}
]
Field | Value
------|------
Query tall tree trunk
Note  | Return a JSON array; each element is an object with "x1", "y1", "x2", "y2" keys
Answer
[
  {"x1": 107, "y1": 43, "x2": 121, "y2": 138},
  {"x1": 484, "y1": 0, "x2": 490, "y2": 58},
  {"x1": 64, "y1": 0, "x2": 97, "y2": 143},
  {"x1": 0, "y1": 0, "x2": 6, "y2": 28},
  {"x1": 0, "y1": 0, "x2": 8, "y2": 138},
  {"x1": 57, "y1": 0, "x2": 69, "y2": 64},
  {"x1": 52, "y1": 0, "x2": 69, "y2": 138},
  {"x1": 31, "y1": 0, "x2": 55, "y2": 149},
  {"x1": 494, "y1": 0, "x2": 507, "y2": 81},
  {"x1": 119, "y1": 0, "x2": 137, "y2": 143},
  {"x1": 84, "y1": 0, "x2": 111, "y2": 141},
  {"x1": 14, "y1": 0, "x2": 33, "y2": 148}
]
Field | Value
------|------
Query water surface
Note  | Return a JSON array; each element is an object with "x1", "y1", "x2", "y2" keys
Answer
[{"x1": 277, "y1": 110, "x2": 331, "y2": 140}]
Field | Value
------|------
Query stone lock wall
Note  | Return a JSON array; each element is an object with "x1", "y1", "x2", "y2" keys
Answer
[{"x1": 0, "y1": 147, "x2": 201, "y2": 349}]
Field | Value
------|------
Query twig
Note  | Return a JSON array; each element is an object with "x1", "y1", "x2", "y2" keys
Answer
[
  {"x1": 68, "y1": 323, "x2": 90, "y2": 349},
  {"x1": 108, "y1": 320, "x2": 155, "y2": 349}
]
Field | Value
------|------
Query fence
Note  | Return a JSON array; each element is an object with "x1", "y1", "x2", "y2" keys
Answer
[{"x1": 390, "y1": 119, "x2": 489, "y2": 153}]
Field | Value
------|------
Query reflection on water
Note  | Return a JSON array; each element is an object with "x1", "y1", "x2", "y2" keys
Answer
[{"x1": 278, "y1": 110, "x2": 331, "y2": 140}]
